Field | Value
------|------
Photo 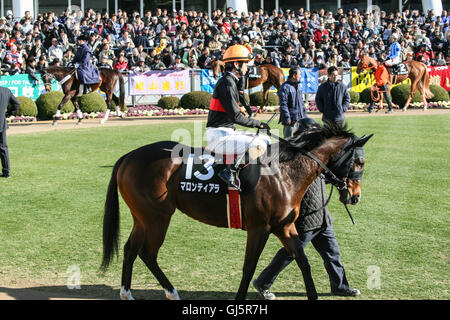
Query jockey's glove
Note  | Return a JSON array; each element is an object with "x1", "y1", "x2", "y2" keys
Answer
[{"x1": 259, "y1": 122, "x2": 270, "y2": 130}]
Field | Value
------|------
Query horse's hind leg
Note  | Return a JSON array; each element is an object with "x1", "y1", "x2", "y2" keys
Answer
[
  {"x1": 112, "y1": 94, "x2": 125, "y2": 118},
  {"x1": 235, "y1": 226, "x2": 270, "y2": 300},
  {"x1": 138, "y1": 213, "x2": 180, "y2": 300},
  {"x1": 71, "y1": 97, "x2": 83, "y2": 125},
  {"x1": 120, "y1": 223, "x2": 145, "y2": 300}
]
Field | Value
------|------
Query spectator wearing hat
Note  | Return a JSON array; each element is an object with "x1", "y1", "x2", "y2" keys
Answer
[
  {"x1": 150, "y1": 55, "x2": 166, "y2": 70},
  {"x1": 170, "y1": 55, "x2": 186, "y2": 70},
  {"x1": 208, "y1": 32, "x2": 223, "y2": 55},
  {"x1": 98, "y1": 43, "x2": 115, "y2": 67},
  {"x1": 133, "y1": 57, "x2": 150, "y2": 73},
  {"x1": 98, "y1": 55, "x2": 113, "y2": 69}
]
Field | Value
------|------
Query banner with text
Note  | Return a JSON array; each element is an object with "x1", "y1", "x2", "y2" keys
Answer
[
  {"x1": 0, "y1": 74, "x2": 57, "y2": 100},
  {"x1": 129, "y1": 70, "x2": 191, "y2": 95},
  {"x1": 427, "y1": 65, "x2": 450, "y2": 91}
]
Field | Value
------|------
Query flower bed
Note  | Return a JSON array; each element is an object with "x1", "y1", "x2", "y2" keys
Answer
[{"x1": 6, "y1": 101, "x2": 449, "y2": 124}]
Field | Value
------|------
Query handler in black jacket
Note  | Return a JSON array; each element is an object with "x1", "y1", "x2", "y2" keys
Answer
[
  {"x1": 253, "y1": 119, "x2": 360, "y2": 299},
  {"x1": 315, "y1": 66, "x2": 350, "y2": 126},
  {"x1": 0, "y1": 85, "x2": 20, "y2": 178}
]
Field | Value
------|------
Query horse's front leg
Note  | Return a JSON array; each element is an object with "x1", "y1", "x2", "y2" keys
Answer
[
  {"x1": 259, "y1": 82, "x2": 271, "y2": 114},
  {"x1": 274, "y1": 224, "x2": 318, "y2": 300},
  {"x1": 235, "y1": 226, "x2": 270, "y2": 300},
  {"x1": 53, "y1": 92, "x2": 76, "y2": 126}
]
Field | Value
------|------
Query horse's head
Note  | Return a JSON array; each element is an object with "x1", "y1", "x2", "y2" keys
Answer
[
  {"x1": 41, "y1": 70, "x2": 54, "y2": 92},
  {"x1": 210, "y1": 59, "x2": 224, "y2": 79},
  {"x1": 329, "y1": 134, "x2": 374, "y2": 205},
  {"x1": 356, "y1": 54, "x2": 378, "y2": 75}
]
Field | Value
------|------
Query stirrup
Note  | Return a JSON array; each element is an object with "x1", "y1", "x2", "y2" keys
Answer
[{"x1": 218, "y1": 167, "x2": 241, "y2": 192}]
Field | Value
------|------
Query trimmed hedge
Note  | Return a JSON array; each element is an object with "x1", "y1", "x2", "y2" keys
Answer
[
  {"x1": 36, "y1": 91, "x2": 75, "y2": 120},
  {"x1": 359, "y1": 87, "x2": 373, "y2": 104},
  {"x1": 8, "y1": 96, "x2": 38, "y2": 117},
  {"x1": 429, "y1": 84, "x2": 449, "y2": 102},
  {"x1": 158, "y1": 96, "x2": 180, "y2": 110},
  {"x1": 179, "y1": 91, "x2": 212, "y2": 109},
  {"x1": 349, "y1": 90, "x2": 360, "y2": 103},
  {"x1": 390, "y1": 84, "x2": 422, "y2": 108},
  {"x1": 249, "y1": 91, "x2": 279, "y2": 106},
  {"x1": 77, "y1": 92, "x2": 107, "y2": 113}
]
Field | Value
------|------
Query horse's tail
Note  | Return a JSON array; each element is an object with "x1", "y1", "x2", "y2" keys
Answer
[
  {"x1": 421, "y1": 65, "x2": 434, "y2": 99},
  {"x1": 101, "y1": 154, "x2": 126, "y2": 271},
  {"x1": 118, "y1": 71, "x2": 126, "y2": 110}
]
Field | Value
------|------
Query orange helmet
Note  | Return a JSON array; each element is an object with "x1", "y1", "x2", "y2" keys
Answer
[{"x1": 223, "y1": 44, "x2": 252, "y2": 63}]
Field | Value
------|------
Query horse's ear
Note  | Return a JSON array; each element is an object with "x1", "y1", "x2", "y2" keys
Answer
[{"x1": 354, "y1": 134, "x2": 374, "y2": 147}]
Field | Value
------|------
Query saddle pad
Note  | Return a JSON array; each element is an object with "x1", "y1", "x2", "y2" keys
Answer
[
  {"x1": 248, "y1": 66, "x2": 261, "y2": 79},
  {"x1": 178, "y1": 148, "x2": 261, "y2": 195},
  {"x1": 390, "y1": 63, "x2": 409, "y2": 75}
]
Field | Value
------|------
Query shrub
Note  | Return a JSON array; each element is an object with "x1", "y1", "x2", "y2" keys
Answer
[
  {"x1": 36, "y1": 91, "x2": 75, "y2": 120},
  {"x1": 390, "y1": 84, "x2": 422, "y2": 108},
  {"x1": 349, "y1": 90, "x2": 360, "y2": 103},
  {"x1": 158, "y1": 96, "x2": 180, "y2": 110},
  {"x1": 359, "y1": 87, "x2": 373, "y2": 104},
  {"x1": 8, "y1": 96, "x2": 38, "y2": 117},
  {"x1": 77, "y1": 92, "x2": 107, "y2": 113},
  {"x1": 179, "y1": 91, "x2": 212, "y2": 109},
  {"x1": 428, "y1": 84, "x2": 449, "y2": 102},
  {"x1": 249, "y1": 91, "x2": 279, "y2": 106}
]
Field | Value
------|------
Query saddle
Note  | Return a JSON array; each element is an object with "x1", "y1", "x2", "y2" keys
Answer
[{"x1": 247, "y1": 66, "x2": 261, "y2": 79}]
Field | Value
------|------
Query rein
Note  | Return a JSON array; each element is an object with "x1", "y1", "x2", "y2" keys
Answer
[
  {"x1": 264, "y1": 130, "x2": 356, "y2": 224},
  {"x1": 43, "y1": 69, "x2": 76, "y2": 86}
]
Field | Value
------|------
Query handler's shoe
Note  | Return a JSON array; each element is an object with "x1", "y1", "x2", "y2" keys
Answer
[
  {"x1": 1, "y1": 171, "x2": 10, "y2": 178},
  {"x1": 386, "y1": 109, "x2": 393, "y2": 114},
  {"x1": 331, "y1": 288, "x2": 360, "y2": 297},
  {"x1": 253, "y1": 280, "x2": 276, "y2": 300}
]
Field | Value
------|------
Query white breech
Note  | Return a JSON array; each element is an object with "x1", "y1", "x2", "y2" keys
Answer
[
  {"x1": 384, "y1": 57, "x2": 401, "y2": 66},
  {"x1": 206, "y1": 127, "x2": 271, "y2": 160}
]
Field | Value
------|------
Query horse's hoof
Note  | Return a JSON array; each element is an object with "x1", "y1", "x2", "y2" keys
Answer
[
  {"x1": 120, "y1": 286, "x2": 135, "y2": 300},
  {"x1": 52, "y1": 120, "x2": 57, "y2": 126},
  {"x1": 402, "y1": 107, "x2": 407, "y2": 112},
  {"x1": 77, "y1": 121, "x2": 82, "y2": 125},
  {"x1": 165, "y1": 288, "x2": 180, "y2": 300}
]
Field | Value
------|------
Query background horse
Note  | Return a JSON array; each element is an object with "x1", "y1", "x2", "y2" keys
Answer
[
  {"x1": 356, "y1": 54, "x2": 433, "y2": 111},
  {"x1": 41, "y1": 66, "x2": 126, "y2": 125},
  {"x1": 210, "y1": 60, "x2": 285, "y2": 112},
  {"x1": 101, "y1": 122, "x2": 372, "y2": 300}
]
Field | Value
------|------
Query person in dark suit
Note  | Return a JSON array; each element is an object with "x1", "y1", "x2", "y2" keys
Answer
[
  {"x1": 315, "y1": 66, "x2": 350, "y2": 126},
  {"x1": 253, "y1": 118, "x2": 360, "y2": 299},
  {"x1": 0, "y1": 84, "x2": 20, "y2": 178}
]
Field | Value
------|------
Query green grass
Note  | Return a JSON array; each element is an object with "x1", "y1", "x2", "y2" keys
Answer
[{"x1": 0, "y1": 115, "x2": 449, "y2": 300}]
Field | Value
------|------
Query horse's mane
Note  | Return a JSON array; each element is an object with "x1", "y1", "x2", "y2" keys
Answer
[
  {"x1": 45, "y1": 65, "x2": 72, "y2": 73},
  {"x1": 278, "y1": 121, "x2": 354, "y2": 162}
]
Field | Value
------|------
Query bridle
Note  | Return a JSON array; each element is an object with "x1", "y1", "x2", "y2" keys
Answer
[
  {"x1": 359, "y1": 55, "x2": 377, "y2": 72},
  {"x1": 267, "y1": 130, "x2": 370, "y2": 224}
]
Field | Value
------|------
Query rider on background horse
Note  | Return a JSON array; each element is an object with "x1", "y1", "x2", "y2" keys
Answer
[
  {"x1": 71, "y1": 34, "x2": 101, "y2": 94},
  {"x1": 206, "y1": 44, "x2": 270, "y2": 191},
  {"x1": 384, "y1": 33, "x2": 402, "y2": 73}
]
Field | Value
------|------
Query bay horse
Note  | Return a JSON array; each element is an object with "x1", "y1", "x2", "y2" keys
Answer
[
  {"x1": 356, "y1": 54, "x2": 433, "y2": 111},
  {"x1": 101, "y1": 121, "x2": 373, "y2": 300},
  {"x1": 41, "y1": 66, "x2": 126, "y2": 125},
  {"x1": 210, "y1": 60, "x2": 285, "y2": 112}
]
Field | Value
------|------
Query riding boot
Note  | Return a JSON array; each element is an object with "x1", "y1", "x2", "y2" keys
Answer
[{"x1": 218, "y1": 164, "x2": 241, "y2": 192}]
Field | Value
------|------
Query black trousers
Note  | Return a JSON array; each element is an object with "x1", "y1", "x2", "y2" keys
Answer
[
  {"x1": 0, "y1": 129, "x2": 10, "y2": 174},
  {"x1": 254, "y1": 225, "x2": 351, "y2": 293},
  {"x1": 369, "y1": 85, "x2": 393, "y2": 111}
]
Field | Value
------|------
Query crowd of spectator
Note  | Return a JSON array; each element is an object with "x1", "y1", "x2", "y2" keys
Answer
[{"x1": 0, "y1": 6, "x2": 449, "y2": 78}]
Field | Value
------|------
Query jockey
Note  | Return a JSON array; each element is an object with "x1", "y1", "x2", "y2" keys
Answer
[
  {"x1": 206, "y1": 44, "x2": 271, "y2": 191},
  {"x1": 384, "y1": 33, "x2": 402, "y2": 72},
  {"x1": 71, "y1": 34, "x2": 101, "y2": 92},
  {"x1": 368, "y1": 56, "x2": 393, "y2": 114}
]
